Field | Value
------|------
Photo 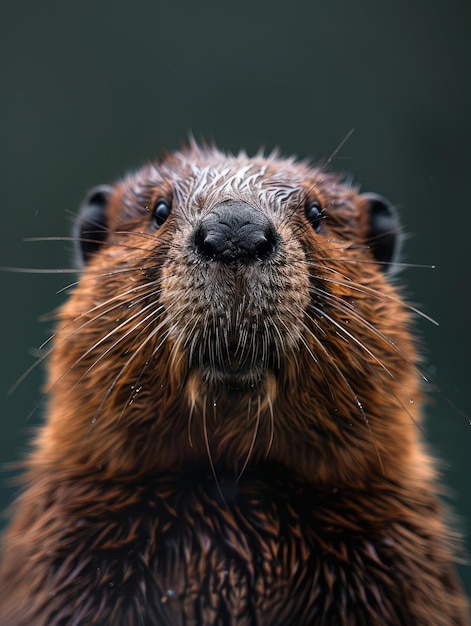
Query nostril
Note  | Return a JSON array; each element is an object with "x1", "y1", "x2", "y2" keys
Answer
[
  {"x1": 202, "y1": 238, "x2": 217, "y2": 259},
  {"x1": 194, "y1": 229, "x2": 223, "y2": 260},
  {"x1": 253, "y1": 226, "x2": 277, "y2": 261}
]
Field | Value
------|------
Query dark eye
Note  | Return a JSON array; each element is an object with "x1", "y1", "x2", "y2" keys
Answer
[
  {"x1": 152, "y1": 198, "x2": 171, "y2": 228},
  {"x1": 305, "y1": 200, "x2": 323, "y2": 233}
]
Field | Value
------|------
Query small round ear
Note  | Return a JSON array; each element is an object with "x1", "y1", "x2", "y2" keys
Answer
[
  {"x1": 362, "y1": 193, "x2": 402, "y2": 273},
  {"x1": 74, "y1": 185, "x2": 114, "y2": 266}
]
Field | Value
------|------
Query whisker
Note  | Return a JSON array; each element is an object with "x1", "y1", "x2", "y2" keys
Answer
[
  {"x1": 12, "y1": 282, "x2": 162, "y2": 393},
  {"x1": 116, "y1": 353, "x2": 153, "y2": 422},
  {"x1": 52, "y1": 298, "x2": 168, "y2": 401},
  {"x1": 320, "y1": 257, "x2": 436, "y2": 270},
  {"x1": 236, "y1": 396, "x2": 260, "y2": 482},
  {"x1": 281, "y1": 129, "x2": 355, "y2": 223},
  {"x1": 86, "y1": 322, "x2": 173, "y2": 432},
  {"x1": 264, "y1": 392, "x2": 275, "y2": 460},
  {"x1": 202, "y1": 395, "x2": 226, "y2": 505},
  {"x1": 305, "y1": 290, "x2": 429, "y2": 437},
  {"x1": 295, "y1": 310, "x2": 385, "y2": 473},
  {"x1": 1, "y1": 267, "x2": 79, "y2": 274},
  {"x1": 188, "y1": 395, "x2": 196, "y2": 449},
  {"x1": 310, "y1": 304, "x2": 395, "y2": 378},
  {"x1": 9, "y1": 266, "x2": 187, "y2": 395},
  {"x1": 308, "y1": 272, "x2": 439, "y2": 327},
  {"x1": 311, "y1": 286, "x2": 413, "y2": 365},
  {"x1": 303, "y1": 285, "x2": 431, "y2": 440}
]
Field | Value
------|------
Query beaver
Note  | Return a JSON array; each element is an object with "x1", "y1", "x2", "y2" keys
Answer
[{"x1": 0, "y1": 141, "x2": 468, "y2": 625}]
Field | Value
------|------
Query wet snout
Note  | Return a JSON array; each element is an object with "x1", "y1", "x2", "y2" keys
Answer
[{"x1": 193, "y1": 200, "x2": 279, "y2": 264}]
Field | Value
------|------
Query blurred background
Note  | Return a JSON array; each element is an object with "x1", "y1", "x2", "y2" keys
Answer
[{"x1": 1, "y1": 0, "x2": 470, "y2": 601}]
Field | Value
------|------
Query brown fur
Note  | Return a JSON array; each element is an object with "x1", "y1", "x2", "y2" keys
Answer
[{"x1": 0, "y1": 143, "x2": 468, "y2": 625}]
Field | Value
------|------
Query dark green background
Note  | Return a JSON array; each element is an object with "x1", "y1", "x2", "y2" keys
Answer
[{"x1": 1, "y1": 0, "x2": 470, "y2": 602}]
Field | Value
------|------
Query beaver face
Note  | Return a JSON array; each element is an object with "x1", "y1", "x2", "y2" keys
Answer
[
  {"x1": 46, "y1": 144, "x2": 415, "y2": 481},
  {"x1": 75, "y1": 148, "x2": 400, "y2": 392}
]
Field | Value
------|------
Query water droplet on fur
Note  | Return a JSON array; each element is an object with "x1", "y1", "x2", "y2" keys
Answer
[
  {"x1": 166, "y1": 589, "x2": 175, "y2": 597},
  {"x1": 91, "y1": 417, "x2": 97, "y2": 425},
  {"x1": 409, "y1": 399, "x2": 414, "y2": 404},
  {"x1": 108, "y1": 581, "x2": 114, "y2": 588}
]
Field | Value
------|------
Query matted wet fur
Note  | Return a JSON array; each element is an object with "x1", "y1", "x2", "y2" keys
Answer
[{"x1": 0, "y1": 142, "x2": 468, "y2": 625}]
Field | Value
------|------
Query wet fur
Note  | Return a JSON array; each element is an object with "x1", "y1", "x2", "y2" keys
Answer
[{"x1": 0, "y1": 144, "x2": 468, "y2": 625}]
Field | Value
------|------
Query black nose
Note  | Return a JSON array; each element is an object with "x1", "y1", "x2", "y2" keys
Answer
[{"x1": 194, "y1": 200, "x2": 278, "y2": 264}]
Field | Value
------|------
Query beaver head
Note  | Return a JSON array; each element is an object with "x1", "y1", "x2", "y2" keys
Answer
[{"x1": 36, "y1": 143, "x2": 420, "y2": 487}]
